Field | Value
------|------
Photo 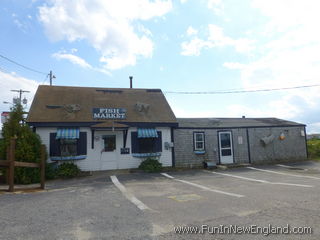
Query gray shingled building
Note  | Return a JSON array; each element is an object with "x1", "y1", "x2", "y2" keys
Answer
[{"x1": 173, "y1": 118, "x2": 307, "y2": 167}]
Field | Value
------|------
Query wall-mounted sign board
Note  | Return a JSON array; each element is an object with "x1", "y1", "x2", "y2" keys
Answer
[
  {"x1": 93, "y1": 108, "x2": 127, "y2": 119},
  {"x1": 121, "y1": 148, "x2": 130, "y2": 154}
]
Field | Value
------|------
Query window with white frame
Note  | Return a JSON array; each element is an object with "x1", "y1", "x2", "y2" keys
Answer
[{"x1": 194, "y1": 132, "x2": 205, "y2": 151}]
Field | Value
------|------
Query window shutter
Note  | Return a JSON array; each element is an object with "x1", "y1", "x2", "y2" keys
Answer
[
  {"x1": 50, "y1": 133, "x2": 60, "y2": 156},
  {"x1": 131, "y1": 132, "x2": 139, "y2": 153},
  {"x1": 77, "y1": 132, "x2": 87, "y2": 155},
  {"x1": 155, "y1": 131, "x2": 162, "y2": 152}
]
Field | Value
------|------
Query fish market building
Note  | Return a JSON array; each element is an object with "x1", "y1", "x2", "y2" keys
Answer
[{"x1": 27, "y1": 85, "x2": 177, "y2": 171}]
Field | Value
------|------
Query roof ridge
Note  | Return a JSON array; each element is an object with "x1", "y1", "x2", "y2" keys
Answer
[{"x1": 38, "y1": 85, "x2": 162, "y2": 91}]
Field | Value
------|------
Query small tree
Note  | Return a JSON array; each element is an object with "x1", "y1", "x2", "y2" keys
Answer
[{"x1": 0, "y1": 103, "x2": 43, "y2": 184}]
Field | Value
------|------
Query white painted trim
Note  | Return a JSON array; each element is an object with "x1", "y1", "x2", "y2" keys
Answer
[
  {"x1": 218, "y1": 131, "x2": 233, "y2": 164},
  {"x1": 194, "y1": 132, "x2": 205, "y2": 151},
  {"x1": 161, "y1": 173, "x2": 244, "y2": 198},
  {"x1": 110, "y1": 176, "x2": 150, "y2": 211}
]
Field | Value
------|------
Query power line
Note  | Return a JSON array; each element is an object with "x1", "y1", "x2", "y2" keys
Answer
[
  {"x1": 0, "y1": 53, "x2": 47, "y2": 75},
  {"x1": 41, "y1": 74, "x2": 49, "y2": 85},
  {"x1": 165, "y1": 84, "x2": 320, "y2": 94}
]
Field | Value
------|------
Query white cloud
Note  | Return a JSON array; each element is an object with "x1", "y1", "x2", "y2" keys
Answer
[
  {"x1": 181, "y1": 37, "x2": 212, "y2": 56},
  {"x1": 223, "y1": 62, "x2": 245, "y2": 70},
  {"x1": 52, "y1": 52, "x2": 92, "y2": 69},
  {"x1": 207, "y1": 0, "x2": 224, "y2": 15},
  {"x1": 52, "y1": 50, "x2": 111, "y2": 75},
  {"x1": 218, "y1": 0, "x2": 320, "y2": 131},
  {"x1": 38, "y1": 0, "x2": 172, "y2": 70},
  {"x1": 186, "y1": 26, "x2": 198, "y2": 36},
  {"x1": 308, "y1": 122, "x2": 320, "y2": 134},
  {"x1": 208, "y1": 24, "x2": 255, "y2": 53},
  {"x1": 0, "y1": 71, "x2": 39, "y2": 116},
  {"x1": 181, "y1": 24, "x2": 255, "y2": 56},
  {"x1": 12, "y1": 13, "x2": 28, "y2": 32},
  {"x1": 252, "y1": 0, "x2": 320, "y2": 34}
]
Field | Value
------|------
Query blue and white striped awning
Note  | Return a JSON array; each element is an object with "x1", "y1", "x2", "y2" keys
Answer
[
  {"x1": 138, "y1": 128, "x2": 158, "y2": 138},
  {"x1": 56, "y1": 128, "x2": 80, "y2": 139}
]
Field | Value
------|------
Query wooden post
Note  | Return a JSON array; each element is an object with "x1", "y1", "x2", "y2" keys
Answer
[
  {"x1": 8, "y1": 138, "x2": 16, "y2": 192},
  {"x1": 6, "y1": 146, "x2": 10, "y2": 185},
  {"x1": 40, "y1": 145, "x2": 46, "y2": 189}
]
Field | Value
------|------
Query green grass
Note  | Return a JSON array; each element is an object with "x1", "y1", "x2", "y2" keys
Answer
[{"x1": 307, "y1": 139, "x2": 320, "y2": 160}]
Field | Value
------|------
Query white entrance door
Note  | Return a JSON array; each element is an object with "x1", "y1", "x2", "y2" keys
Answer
[
  {"x1": 218, "y1": 131, "x2": 233, "y2": 164},
  {"x1": 100, "y1": 133, "x2": 118, "y2": 170}
]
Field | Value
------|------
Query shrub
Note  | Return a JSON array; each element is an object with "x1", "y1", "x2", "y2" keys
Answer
[
  {"x1": 139, "y1": 157, "x2": 162, "y2": 173},
  {"x1": 0, "y1": 103, "x2": 45, "y2": 184},
  {"x1": 57, "y1": 162, "x2": 80, "y2": 178},
  {"x1": 307, "y1": 139, "x2": 320, "y2": 159},
  {"x1": 45, "y1": 162, "x2": 58, "y2": 180}
]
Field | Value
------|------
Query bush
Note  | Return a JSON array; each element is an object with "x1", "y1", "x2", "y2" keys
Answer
[
  {"x1": 139, "y1": 157, "x2": 162, "y2": 173},
  {"x1": 57, "y1": 162, "x2": 80, "y2": 178},
  {"x1": 307, "y1": 139, "x2": 320, "y2": 159},
  {"x1": 45, "y1": 162, "x2": 58, "y2": 180}
]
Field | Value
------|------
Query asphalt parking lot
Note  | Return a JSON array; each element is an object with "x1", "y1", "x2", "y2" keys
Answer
[{"x1": 1, "y1": 161, "x2": 320, "y2": 240}]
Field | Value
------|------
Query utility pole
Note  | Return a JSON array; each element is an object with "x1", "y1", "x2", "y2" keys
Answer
[
  {"x1": 10, "y1": 89, "x2": 30, "y2": 105},
  {"x1": 49, "y1": 70, "x2": 56, "y2": 86}
]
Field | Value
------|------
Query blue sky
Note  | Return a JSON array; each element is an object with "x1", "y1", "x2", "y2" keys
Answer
[{"x1": 1, "y1": 0, "x2": 320, "y2": 133}]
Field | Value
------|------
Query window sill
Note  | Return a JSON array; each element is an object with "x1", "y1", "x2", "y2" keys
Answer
[
  {"x1": 132, "y1": 152, "x2": 161, "y2": 158},
  {"x1": 50, "y1": 155, "x2": 87, "y2": 161},
  {"x1": 194, "y1": 150, "x2": 206, "y2": 155}
]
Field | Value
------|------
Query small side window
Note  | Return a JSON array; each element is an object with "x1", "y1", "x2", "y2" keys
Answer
[
  {"x1": 103, "y1": 135, "x2": 116, "y2": 151},
  {"x1": 194, "y1": 132, "x2": 205, "y2": 151}
]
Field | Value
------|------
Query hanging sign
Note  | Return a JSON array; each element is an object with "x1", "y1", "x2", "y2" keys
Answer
[{"x1": 93, "y1": 108, "x2": 127, "y2": 119}]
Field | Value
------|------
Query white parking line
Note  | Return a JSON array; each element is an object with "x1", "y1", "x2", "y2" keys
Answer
[
  {"x1": 276, "y1": 164, "x2": 307, "y2": 171},
  {"x1": 110, "y1": 175, "x2": 150, "y2": 211},
  {"x1": 247, "y1": 166, "x2": 320, "y2": 180},
  {"x1": 205, "y1": 170, "x2": 313, "y2": 188},
  {"x1": 161, "y1": 173, "x2": 244, "y2": 198}
]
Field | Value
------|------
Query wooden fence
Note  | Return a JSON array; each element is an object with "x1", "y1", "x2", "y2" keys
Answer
[{"x1": 0, "y1": 138, "x2": 45, "y2": 192}]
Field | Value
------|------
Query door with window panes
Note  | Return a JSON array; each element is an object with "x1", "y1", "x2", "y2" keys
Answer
[
  {"x1": 101, "y1": 134, "x2": 118, "y2": 170},
  {"x1": 218, "y1": 131, "x2": 234, "y2": 164}
]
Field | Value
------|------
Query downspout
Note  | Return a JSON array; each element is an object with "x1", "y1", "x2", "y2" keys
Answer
[
  {"x1": 171, "y1": 127, "x2": 175, "y2": 168},
  {"x1": 91, "y1": 129, "x2": 95, "y2": 149},
  {"x1": 246, "y1": 128, "x2": 251, "y2": 164},
  {"x1": 304, "y1": 126, "x2": 308, "y2": 159}
]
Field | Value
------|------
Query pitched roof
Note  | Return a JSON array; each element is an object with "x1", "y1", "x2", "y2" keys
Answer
[
  {"x1": 27, "y1": 85, "x2": 177, "y2": 125},
  {"x1": 177, "y1": 118, "x2": 305, "y2": 128}
]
